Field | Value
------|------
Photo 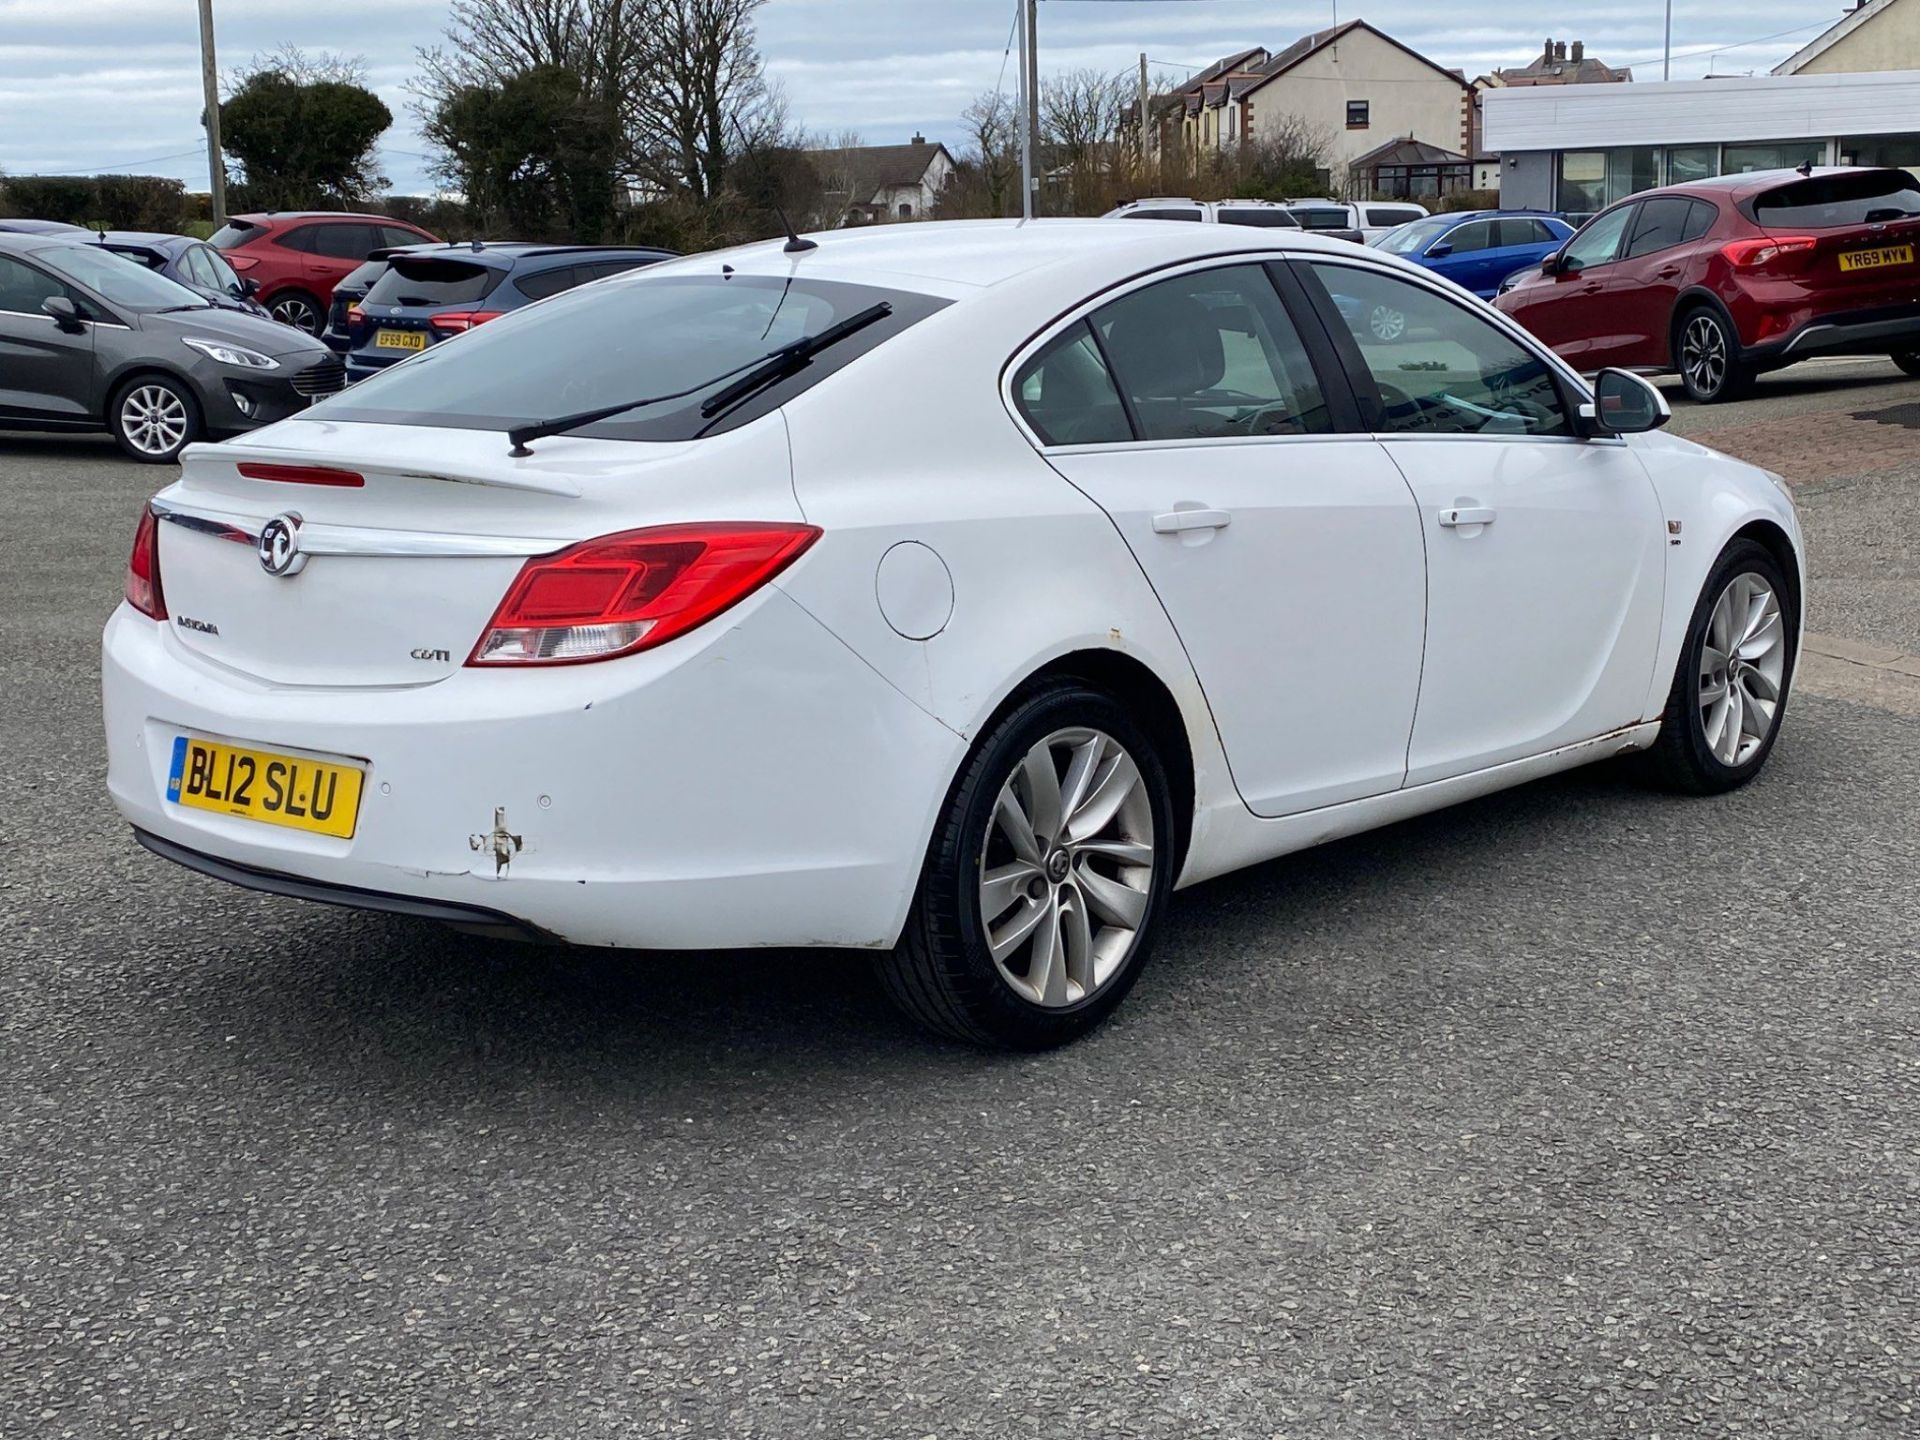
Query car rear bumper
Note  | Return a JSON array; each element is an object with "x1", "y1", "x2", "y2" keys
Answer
[
  {"x1": 1762, "y1": 305, "x2": 1920, "y2": 361},
  {"x1": 102, "y1": 588, "x2": 963, "y2": 951}
]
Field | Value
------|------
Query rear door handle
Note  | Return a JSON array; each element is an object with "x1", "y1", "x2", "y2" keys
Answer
[
  {"x1": 1438, "y1": 506, "x2": 1496, "y2": 528},
  {"x1": 1152, "y1": 508, "x2": 1232, "y2": 534}
]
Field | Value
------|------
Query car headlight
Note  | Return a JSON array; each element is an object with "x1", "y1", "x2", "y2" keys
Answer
[{"x1": 182, "y1": 336, "x2": 279, "y2": 370}]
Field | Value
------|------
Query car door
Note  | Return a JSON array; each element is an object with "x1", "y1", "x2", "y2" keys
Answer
[
  {"x1": 307, "y1": 223, "x2": 377, "y2": 293},
  {"x1": 0, "y1": 254, "x2": 96, "y2": 423},
  {"x1": 1518, "y1": 203, "x2": 1638, "y2": 366},
  {"x1": 1424, "y1": 219, "x2": 1494, "y2": 293},
  {"x1": 1015, "y1": 260, "x2": 1429, "y2": 818},
  {"x1": 1607, "y1": 198, "x2": 1713, "y2": 368},
  {"x1": 1294, "y1": 257, "x2": 1667, "y2": 784}
]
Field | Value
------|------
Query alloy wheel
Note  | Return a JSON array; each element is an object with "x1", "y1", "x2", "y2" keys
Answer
[
  {"x1": 1682, "y1": 313, "x2": 1727, "y2": 396},
  {"x1": 272, "y1": 296, "x2": 318, "y2": 333},
  {"x1": 978, "y1": 726, "x2": 1155, "y2": 1009},
  {"x1": 1697, "y1": 572, "x2": 1786, "y2": 767},
  {"x1": 120, "y1": 385, "x2": 189, "y2": 458}
]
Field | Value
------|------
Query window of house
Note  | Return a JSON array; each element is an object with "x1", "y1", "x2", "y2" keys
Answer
[
  {"x1": 1091, "y1": 264, "x2": 1332, "y2": 441},
  {"x1": 1013, "y1": 322, "x2": 1132, "y2": 446},
  {"x1": 1666, "y1": 146, "x2": 1719, "y2": 186},
  {"x1": 1303, "y1": 261, "x2": 1570, "y2": 438},
  {"x1": 898, "y1": 203, "x2": 914, "y2": 218},
  {"x1": 1722, "y1": 141, "x2": 1825, "y2": 175},
  {"x1": 1346, "y1": 100, "x2": 1370, "y2": 129},
  {"x1": 1558, "y1": 152, "x2": 1607, "y2": 213}
]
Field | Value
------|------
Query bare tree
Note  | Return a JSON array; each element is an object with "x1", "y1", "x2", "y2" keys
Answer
[
  {"x1": 799, "y1": 128, "x2": 869, "y2": 229},
  {"x1": 942, "y1": 91, "x2": 1018, "y2": 218},
  {"x1": 1040, "y1": 68, "x2": 1130, "y2": 214}
]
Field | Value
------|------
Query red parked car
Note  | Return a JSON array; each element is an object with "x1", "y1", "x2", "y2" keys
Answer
[
  {"x1": 1495, "y1": 167, "x2": 1920, "y2": 402},
  {"x1": 209, "y1": 212, "x2": 439, "y2": 336}
]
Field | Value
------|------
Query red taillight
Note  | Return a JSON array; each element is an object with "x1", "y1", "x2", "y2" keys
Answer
[
  {"x1": 125, "y1": 507, "x2": 166, "y2": 620},
  {"x1": 1721, "y1": 235, "x2": 1818, "y2": 270},
  {"x1": 469, "y1": 523, "x2": 822, "y2": 666},
  {"x1": 237, "y1": 462, "x2": 365, "y2": 488},
  {"x1": 429, "y1": 310, "x2": 506, "y2": 334},
  {"x1": 227, "y1": 255, "x2": 259, "y2": 272},
  {"x1": 345, "y1": 303, "x2": 364, "y2": 324}
]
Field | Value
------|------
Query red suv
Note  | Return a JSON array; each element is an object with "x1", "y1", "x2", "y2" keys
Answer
[
  {"x1": 209, "y1": 212, "x2": 439, "y2": 336},
  {"x1": 1495, "y1": 167, "x2": 1920, "y2": 402}
]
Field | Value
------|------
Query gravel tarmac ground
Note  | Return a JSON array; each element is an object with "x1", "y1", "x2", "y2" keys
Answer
[{"x1": 2, "y1": 359, "x2": 1916, "y2": 1438}]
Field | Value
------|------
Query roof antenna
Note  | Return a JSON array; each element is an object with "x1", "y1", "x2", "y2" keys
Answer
[
  {"x1": 1796, "y1": 159, "x2": 1814, "y2": 177},
  {"x1": 729, "y1": 115, "x2": 816, "y2": 254}
]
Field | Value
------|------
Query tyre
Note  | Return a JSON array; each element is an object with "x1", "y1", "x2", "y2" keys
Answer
[
  {"x1": 1892, "y1": 350, "x2": 1920, "y2": 378},
  {"x1": 1645, "y1": 539, "x2": 1796, "y2": 795},
  {"x1": 1676, "y1": 306, "x2": 1751, "y2": 403},
  {"x1": 878, "y1": 681, "x2": 1176, "y2": 1049},
  {"x1": 110, "y1": 374, "x2": 202, "y2": 464},
  {"x1": 269, "y1": 290, "x2": 322, "y2": 334}
]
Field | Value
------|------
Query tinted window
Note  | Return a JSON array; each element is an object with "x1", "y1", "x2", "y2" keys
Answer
[
  {"x1": 579, "y1": 258, "x2": 656, "y2": 281},
  {"x1": 208, "y1": 220, "x2": 263, "y2": 250},
  {"x1": 311, "y1": 224, "x2": 376, "y2": 259},
  {"x1": 1443, "y1": 221, "x2": 1493, "y2": 254},
  {"x1": 1625, "y1": 197, "x2": 1695, "y2": 258},
  {"x1": 104, "y1": 245, "x2": 165, "y2": 271},
  {"x1": 1013, "y1": 322, "x2": 1131, "y2": 446},
  {"x1": 1752, "y1": 170, "x2": 1920, "y2": 227},
  {"x1": 367, "y1": 257, "x2": 503, "y2": 307},
  {"x1": 1367, "y1": 207, "x2": 1421, "y2": 227},
  {"x1": 275, "y1": 225, "x2": 322, "y2": 253},
  {"x1": 1217, "y1": 208, "x2": 1300, "y2": 228},
  {"x1": 37, "y1": 246, "x2": 206, "y2": 313},
  {"x1": 1562, "y1": 205, "x2": 1633, "y2": 271},
  {"x1": 0, "y1": 255, "x2": 68, "y2": 314},
  {"x1": 379, "y1": 225, "x2": 426, "y2": 249},
  {"x1": 1682, "y1": 200, "x2": 1717, "y2": 242},
  {"x1": 1293, "y1": 207, "x2": 1354, "y2": 231},
  {"x1": 338, "y1": 259, "x2": 390, "y2": 294},
  {"x1": 512, "y1": 265, "x2": 578, "y2": 301},
  {"x1": 1347, "y1": 101, "x2": 1370, "y2": 127},
  {"x1": 1091, "y1": 264, "x2": 1332, "y2": 441},
  {"x1": 1122, "y1": 208, "x2": 1203, "y2": 222},
  {"x1": 311, "y1": 274, "x2": 949, "y2": 442},
  {"x1": 1305, "y1": 262, "x2": 1569, "y2": 438},
  {"x1": 1495, "y1": 218, "x2": 1552, "y2": 247}
]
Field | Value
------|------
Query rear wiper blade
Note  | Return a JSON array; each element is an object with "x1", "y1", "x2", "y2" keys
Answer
[
  {"x1": 505, "y1": 301, "x2": 892, "y2": 456},
  {"x1": 696, "y1": 302, "x2": 892, "y2": 422}
]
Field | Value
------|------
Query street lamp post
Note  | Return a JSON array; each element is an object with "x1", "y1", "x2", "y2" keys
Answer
[
  {"x1": 197, "y1": 0, "x2": 228, "y2": 226},
  {"x1": 1664, "y1": 0, "x2": 1674, "y2": 81}
]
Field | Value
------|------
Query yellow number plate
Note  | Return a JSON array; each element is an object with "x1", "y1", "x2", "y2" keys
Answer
[
  {"x1": 374, "y1": 328, "x2": 427, "y2": 351},
  {"x1": 167, "y1": 736, "x2": 364, "y2": 839},
  {"x1": 1838, "y1": 245, "x2": 1914, "y2": 272}
]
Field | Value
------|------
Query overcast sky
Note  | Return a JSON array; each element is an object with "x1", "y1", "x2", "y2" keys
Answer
[{"x1": 0, "y1": 0, "x2": 1847, "y2": 195}]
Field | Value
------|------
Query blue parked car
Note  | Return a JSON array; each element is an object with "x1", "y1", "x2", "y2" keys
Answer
[
  {"x1": 345, "y1": 242, "x2": 676, "y2": 382},
  {"x1": 1368, "y1": 210, "x2": 1575, "y2": 300},
  {"x1": 82, "y1": 230, "x2": 271, "y2": 318}
]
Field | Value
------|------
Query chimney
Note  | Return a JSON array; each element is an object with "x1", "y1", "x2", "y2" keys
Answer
[
  {"x1": 1555, "y1": 41, "x2": 1568, "y2": 62},
  {"x1": 1570, "y1": 41, "x2": 1584, "y2": 63},
  {"x1": 910, "y1": 131, "x2": 926, "y2": 145},
  {"x1": 1543, "y1": 37, "x2": 1555, "y2": 65}
]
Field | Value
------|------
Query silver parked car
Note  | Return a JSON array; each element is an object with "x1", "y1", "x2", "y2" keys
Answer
[{"x1": 0, "y1": 232, "x2": 341, "y2": 463}]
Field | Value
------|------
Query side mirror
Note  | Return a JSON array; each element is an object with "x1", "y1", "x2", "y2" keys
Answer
[
  {"x1": 1541, "y1": 254, "x2": 1563, "y2": 276},
  {"x1": 241, "y1": 278, "x2": 260, "y2": 298},
  {"x1": 1426, "y1": 241, "x2": 1454, "y2": 258},
  {"x1": 41, "y1": 295, "x2": 84, "y2": 331},
  {"x1": 1583, "y1": 368, "x2": 1670, "y2": 436}
]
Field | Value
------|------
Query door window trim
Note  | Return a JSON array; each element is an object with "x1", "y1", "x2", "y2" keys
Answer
[
  {"x1": 1281, "y1": 253, "x2": 1599, "y2": 443},
  {"x1": 1000, "y1": 253, "x2": 1367, "y2": 453}
]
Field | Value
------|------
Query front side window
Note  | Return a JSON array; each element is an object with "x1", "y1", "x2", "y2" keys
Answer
[
  {"x1": 1441, "y1": 221, "x2": 1493, "y2": 254},
  {"x1": 311, "y1": 272, "x2": 950, "y2": 442},
  {"x1": 0, "y1": 255, "x2": 69, "y2": 315},
  {"x1": 199, "y1": 246, "x2": 246, "y2": 295},
  {"x1": 1304, "y1": 262, "x2": 1570, "y2": 438},
  {"x1": 1013, "y1": 322, "x2": 1131, "y2": 446},
  {"x1": 1091, "y1": 264, "x2": 1332, "y2": 441},
  {"x1": 1561, "y1": 205, "x2": 1634, "y2": 272}
]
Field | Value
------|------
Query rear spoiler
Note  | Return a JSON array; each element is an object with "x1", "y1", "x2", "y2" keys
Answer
[{"x1": 196, "y1": 438, "x2": 586, "y2": 499}]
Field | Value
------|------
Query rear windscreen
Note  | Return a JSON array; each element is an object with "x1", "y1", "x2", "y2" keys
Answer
[
  {"x1": 1217, "y1": 208, "x2": 1299, "y2": 228},
  {"x1": 366, "y1": 258, "x2": 502, "y2": 307},
  {"x1": 309, "y1": 271, "x2": 951, "y2": 442},
  {"x1": 208, "y1": 221, "x2": 262, "y2": 250},
  {"x1": 1753, "y1": 171, "x2": 1920, "y2": 228},
  {"x1": 1292, "y1": 209, "x2": 1352, "y2": 231}
]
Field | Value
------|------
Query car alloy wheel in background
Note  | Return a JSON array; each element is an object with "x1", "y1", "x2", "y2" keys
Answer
[
  {"x1": 1678, "y1": 309, "x2": 1748, "y2": 403},
  {"x1": 879, "y1": 682, "x2": 1175, "y2": 1049},
  {"x1": 113, "y1": 378, "x2": 199, "y2": 464},
  {"x1": 270, "y1": 292, "x2": 321, "y2": 334}
]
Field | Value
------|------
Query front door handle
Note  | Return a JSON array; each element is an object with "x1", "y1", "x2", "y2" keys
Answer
[
  {"x1": 1152, "y1": 508, "x2": 1232, "y2": 534},
  {"x1": 1438, "y1": 506, "x2": 1497, "y2": 528}
]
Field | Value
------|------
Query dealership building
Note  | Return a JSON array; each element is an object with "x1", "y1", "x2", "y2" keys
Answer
[{"x1": 1482, "y1": 70, "x2": 1920, "y2": 213}]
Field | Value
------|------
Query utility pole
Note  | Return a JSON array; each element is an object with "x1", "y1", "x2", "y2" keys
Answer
[
  {"x1": 1663, "y1": 0, "x2": 1673, "y2": 81},
  {"x1": 1138, "y1": 52, "x2": 1151, "y2": 179},
  {"x1": 197, "y1": 0, "x2": 227, "y2": 226},
  {"x1": 1022, "y1": 0, "x2": 1040, "y2": 219}
]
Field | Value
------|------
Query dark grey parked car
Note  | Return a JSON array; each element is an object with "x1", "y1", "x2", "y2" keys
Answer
[{"x1": 0, "y1": 232, "x2": 341, "y2": 463}]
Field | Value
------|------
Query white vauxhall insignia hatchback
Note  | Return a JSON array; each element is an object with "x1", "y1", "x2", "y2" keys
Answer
[{"x1": 104, "y1": 220, "x2": 1803, "y2": 1049}]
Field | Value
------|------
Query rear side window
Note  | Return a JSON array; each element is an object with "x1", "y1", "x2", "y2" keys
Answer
[
  {"x1": 512, "y1": 266, "x2": 578, "y2": 301},
  {"x1": 366, "y1": 258, "x2": 503, "y2": 307},
  {"x1": 1217, "y1": 208, "x2": 1299, "y2": 228},
  {"x1": 1122, "y1": 208, "x2": 1203, "y2": 222},
  {"x1": 1753, "y1": 170, "x2": 1920, "y2": 228},
  {"x1": 1682, "y1": 200, "x2": 1718, "y2": 241},
  {"x1": 1293, "y1": 208, "x2": 1353, "y2": 231},
  {"x1": 1091, "y1": 263, "x2": 1332, "y2": 441},
  {"x1": 310, "y1": 273, "x2": 950, "y2": 442},
  {"x1": 1496, "y1": 218, "x2": 1552, "y2": 247},
  {"x1": 208, "y1": 220, "x2": 262, "y2": 250},
  {"x1": 275, "y1": 225, "x2": 322, "y2": 253},
  {"x1": 1013, "y1": 322, "x2": 1131, "y2": 446},
  {"x1": 311, "y1": 224, "x2": 376, "y2": 259},
  {"x1": 1625, "y1": 197, "x2": 1695, "y2": 258}
]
